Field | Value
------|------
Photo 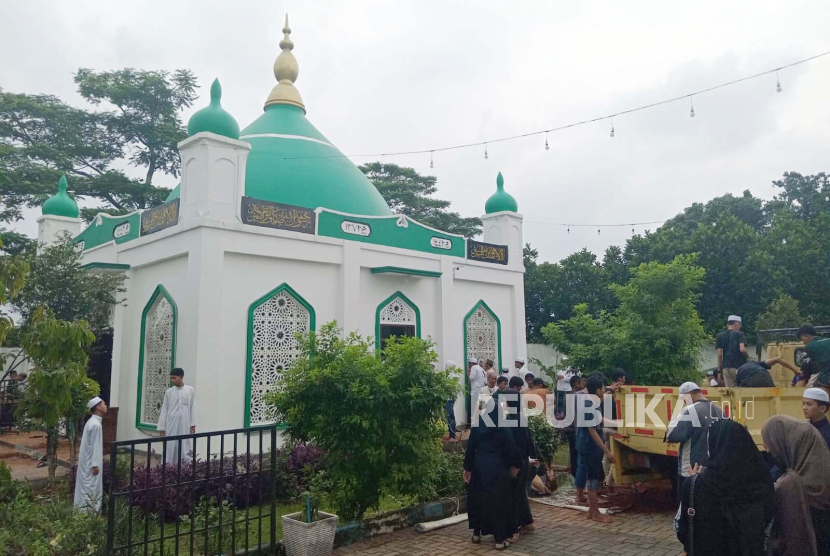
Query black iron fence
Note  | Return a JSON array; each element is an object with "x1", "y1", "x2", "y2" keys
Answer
[
  {"x1": 106, "y1": 425, "x2": 279, "y2": 555},
  {"x1": 0, "y1": 378, "x2": 22, "y2": 431}
]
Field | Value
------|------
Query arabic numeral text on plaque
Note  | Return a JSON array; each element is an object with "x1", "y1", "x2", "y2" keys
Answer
[
  {"x1": 430, "y1": 237, "x2": 452, "y2": 250},
  {"x1": 340, "y1": 220, "x2": 371, "y2": 237}
]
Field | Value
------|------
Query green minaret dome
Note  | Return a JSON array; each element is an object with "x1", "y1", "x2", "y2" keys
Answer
[
  {"x1": 42, "y1": 175, "x2": 80, "y2": 218},
  {"x1": 187, "y1": 79, "x2": 240, "y2": 139},
  {"x1": 484, "y1": 172, "x2": 518, "y2": 214}
]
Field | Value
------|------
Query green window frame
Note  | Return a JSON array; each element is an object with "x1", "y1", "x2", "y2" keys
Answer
[
  {"x1": 135, "y1": 285, "x2": 178, "y2": 431},
  {"x1": 462, "y1": 300, "x2": 502, "y2": 415},
  {"x1": 245, "y1": 283, "x2": 316, "y2": 427},
  {"x1": 374, "y1": 291, "x2": 422, "y2": 354}
]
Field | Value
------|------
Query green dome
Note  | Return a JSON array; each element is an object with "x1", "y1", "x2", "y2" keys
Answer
[
  {"x1": 42, "y1": 175, "x2": 80, "y2": 218},
  {"x1": 485, "y1": 172, "x2": 518, "y2": 214},
  {"x1": 238, "y1": 104, "x2": 391, "y2": 216},
  {"x1": 187, "y1": 79, "x2": 240, "y2": 139}
]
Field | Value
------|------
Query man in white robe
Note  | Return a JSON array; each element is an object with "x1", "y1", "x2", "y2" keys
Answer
[
  {"x1": 468, "y1": 357, "x2": 487, "y2": 424},
  {"x1": 74, "y1": 396, "x2": 106, "y2": 513},
  {"x1": 157, "y1": 367, "x2": 196, "y2": 465}
]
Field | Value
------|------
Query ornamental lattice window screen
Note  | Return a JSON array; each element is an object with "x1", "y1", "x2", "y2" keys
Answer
[
  {"x1": 379, "y1": 296, "x2": 416, "y2": 326},
  {"x1": 141, "y1": 296, "x2": 175, "y2": 426},
  {"x1": 465, "y1": 303, "x2": 499, "y2": 365},
  {"x1": 249, "y1": 290, "x2": 310, "y2": 426}
]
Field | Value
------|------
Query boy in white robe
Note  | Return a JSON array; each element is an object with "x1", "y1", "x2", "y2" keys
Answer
[
  {"x1": 74, "y1": 396, "x2": 107, "y2": 513},
  {"x1": 157, "y1": 367, "x2": 196, "y2": 465}
]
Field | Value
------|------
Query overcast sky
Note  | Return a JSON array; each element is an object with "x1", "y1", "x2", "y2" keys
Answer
[{"x1": 2, "y1": 1, "x2": 829, "y2": 263}]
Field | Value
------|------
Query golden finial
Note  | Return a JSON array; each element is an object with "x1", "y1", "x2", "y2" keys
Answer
[{"x1": 264, "y1": 14, "x2": 305, "y2": 112}]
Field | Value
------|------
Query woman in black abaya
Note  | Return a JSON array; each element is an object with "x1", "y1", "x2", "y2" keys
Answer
[
  {"x1": 504, "y1": 387, "x2": 540, "y2": 538},
  {"x1": 463, "y1": 392, "x2": 522, "y2": 550},
  {"x1": 674, "y1": 418, "x2": 774, "y2": 556}
]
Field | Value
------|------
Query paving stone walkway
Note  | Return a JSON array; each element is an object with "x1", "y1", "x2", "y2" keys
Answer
[{"x1": 334, "y1": 498, "x2": 683, "y2": 556}]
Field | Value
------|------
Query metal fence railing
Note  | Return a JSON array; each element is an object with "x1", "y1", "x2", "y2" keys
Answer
[
  {"x1": 0, "y1": 378, "x2": 22, "y2": 431},
  {"x1": 105, "y1": 425, "x2": 278, "y2": 555}
]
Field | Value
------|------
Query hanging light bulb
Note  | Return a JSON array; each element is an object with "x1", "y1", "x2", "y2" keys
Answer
[
  {"x1": 690, "y1": 96, "x2": 695, "y2": 118},
  {"x1": 631, "y1": 227, "x2": 635, "y2": 234},
  {"x1": 545, "y1": 132, "x2": 549, "y2": 151},
  {"x1": 567, "y1": 227, "x2": 570, "y2": 234},
  {"x1": 430, "y1": 151, "x2": 434, "y2": 169},
  {"x1": 610, "y1": 117, "x2": 615, "y2": 138},
  {"x1": 484, "y1": 143, "x2": 488, "y2": 160},
  {"x1": 597, "y1": 228, "x2": 601, "y2": 235},
  {"x1": 776, "y1": 70, "x2": 782, "y2": 93},
  {"x1": 380, "y1": 155, "x2": 384, "y2": 172}
]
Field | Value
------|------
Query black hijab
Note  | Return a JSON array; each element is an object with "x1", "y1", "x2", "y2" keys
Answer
[{"x1": 705, "y1": 419, "x2": 774, "y2": 510}]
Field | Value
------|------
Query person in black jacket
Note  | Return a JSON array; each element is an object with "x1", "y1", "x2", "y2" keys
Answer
[
  {"x1": 505, "y1": 377, "x2": 540, "y2": 539},
  {"x1": 463, "y1": 391, "x2": 522, "y2": 551},
  {"x1": 674, "y1": 419, "x2": 773, "y2": 556}
]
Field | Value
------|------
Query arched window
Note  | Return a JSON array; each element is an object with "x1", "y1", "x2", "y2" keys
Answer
[
  {"x1": 375, "y1": 292, "x2": 420, "y2": 353},
  {"x1": 463, "y1": 300, "x2": 501, "y2": 370},
  {"x1": 246, "y1": 284, "x2": 315, "y2": 426},
  {"x1": 136, "y1": 286, "x2": 177, "y2": 430}
]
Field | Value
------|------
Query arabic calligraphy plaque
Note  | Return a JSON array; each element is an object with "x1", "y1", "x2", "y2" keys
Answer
[
  {"x1": 241, "y1": 196, "x2": 316, "y2": 234},
  {"x1": 140, "y1": 198, "x2": 180, "y2": 236},
  {"x1": 467, "y1": 239, "x2": 508, "y2": 265}
]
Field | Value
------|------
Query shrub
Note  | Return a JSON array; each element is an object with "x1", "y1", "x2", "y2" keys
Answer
[
  {"x1": 268, "y1": 322, "x2": 461, "y2": 520},
  {"x1": 429, "y1": 450, "x2": 466, "y2": 499},
  {"x1": 528, "y1": 414, "x2": 564, "y2": 468}
]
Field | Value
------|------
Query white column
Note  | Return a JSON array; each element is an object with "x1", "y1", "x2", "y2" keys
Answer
[
  {"x1": 36, "y1": 215, "x2": 82, "y2": 253},
  {"x1": 339, "y1": 241, "x2": 361, "y2": 335}
]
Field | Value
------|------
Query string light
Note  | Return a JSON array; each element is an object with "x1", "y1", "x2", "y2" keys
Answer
[
  {"x1": 525, "y1": 218, "x2": 665, "y2": 228},
  {"x1": 597, "y1": 229, "x2": 601, "y2": 235},
  {"x1": 545, "y1": 131, "x2": 549, "y2": 151},
  {"x1": 776, "y1": 71, "x2": 782, "y2": 93},
  {"x1": 430, "y1": 151, "x2": 434, "y2": 168},
  {"x1": 567, "y1": 227, "x2": 570, "y2": 234},
  {"x1": 690, "y1": 96, "x2": 696, "y2": 118},
  {"x1": 610, "y1": 117, "x2": 615, "y2": 138},
  {"x1": 281, "y1": 50, "x2": 830, "y2": 163},
  {"x1": 484, "y1": 143, "x2": 488, "y2": 160},
  {"x1": 380, "y1": 155, "x2": 384, "y2": 172}
]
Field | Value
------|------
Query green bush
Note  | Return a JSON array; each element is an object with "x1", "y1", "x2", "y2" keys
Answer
[
  {"x1": 430, "y1": 450, "x2": 467, "y2": 499},
  {"x1": 527, "y1": 414, "x2": 564, "y2": 468},
  {"x1": 0, "y1": 466, "x2": 106, "y2": 555},
  {"x1": 267, "y1": 322, "x2": 461, "y2": 520}
]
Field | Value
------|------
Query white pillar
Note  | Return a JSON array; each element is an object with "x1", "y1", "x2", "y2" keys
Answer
[
  {"x1": 340, "y1": 241, "x2": 361, "y2": 335},
  {"x1": 36, "y1": 215, "x2": 82, "y2": 253}
]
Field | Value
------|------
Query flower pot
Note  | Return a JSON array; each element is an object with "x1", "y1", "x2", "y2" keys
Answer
[{"x1": 282, "y1": 511, "x2": 338, "y2": 556}]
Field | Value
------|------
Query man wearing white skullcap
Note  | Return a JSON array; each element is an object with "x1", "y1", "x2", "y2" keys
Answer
[
  {"x1": 715, "y1": 315, "x2": 747, "y2": 387},
  {"x1": 74, "y1": 396, "x2": 107, "y2": 513},
  {"x1": 467, "y1": 357, "x2": 486, "y2": 424},
  {"x1": 802, "y1": 387, "x2": 830, "y2": 449}
]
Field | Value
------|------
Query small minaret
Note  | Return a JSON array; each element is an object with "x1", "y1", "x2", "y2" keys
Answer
[
  {"x1": 481, "y1": 172, "x2": 523, "y2": 266},
  {"x1": 37, "y1": 175, "x2": 82, "y2": 252},
  {"x1": 177, "y1": 78, "x2": 250, "y2": 223}
]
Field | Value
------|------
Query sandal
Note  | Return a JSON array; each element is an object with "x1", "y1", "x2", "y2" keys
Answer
[
  {"x1": 495, "y1": 541, "x2": 510, "y2": 550},
  {"x1": 471, "y1": 535, "x2": 481, "y2": 544}
]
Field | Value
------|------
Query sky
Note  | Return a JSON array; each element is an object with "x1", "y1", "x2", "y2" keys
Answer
[{"x1": 2, "y1": 0, "x2": 829, "y2": 263}]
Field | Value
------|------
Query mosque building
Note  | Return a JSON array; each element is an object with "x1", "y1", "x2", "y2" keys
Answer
[{"x1": 36, "y1": 16, "x2": 526, "y2": 441}]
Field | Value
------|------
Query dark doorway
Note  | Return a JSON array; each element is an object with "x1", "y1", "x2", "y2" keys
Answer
[
  {"x1": 379, "y1": 324, "x2": 416, "y2": 353},
  {"x1": 87, "y1": 330, "x2": 113, "y2": 404}
]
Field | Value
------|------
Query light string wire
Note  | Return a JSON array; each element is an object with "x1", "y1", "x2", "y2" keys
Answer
[
  {"x1": 281, "y1": 50, "x2": 830, "y2": 161},
  {"x1": 525, "y1": 219, "x2": 666, "y2": 227}
]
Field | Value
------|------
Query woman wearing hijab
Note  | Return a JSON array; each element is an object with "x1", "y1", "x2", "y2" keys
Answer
[
  {"x1": 504, "y1": 376, "x2": 540, "y2": 540},
  {"x1": 463, "y1": 391, "x2": 522, "y2": 551},
  {"x1": 762, "y1": 415, "x2": 830, "y2": 556},
  {"x1": 674, "y1": 419, "x2": 774, "y2": 556}
]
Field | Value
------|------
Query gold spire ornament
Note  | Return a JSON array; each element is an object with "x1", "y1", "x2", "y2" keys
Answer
[{"x1": 264, "y1": 14, "x2": 306, "y2": 112}]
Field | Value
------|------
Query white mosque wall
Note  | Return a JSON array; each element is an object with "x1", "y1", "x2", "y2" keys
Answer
[{"x1": 85, "y1": 219, "x2": 526, "y2": 442}]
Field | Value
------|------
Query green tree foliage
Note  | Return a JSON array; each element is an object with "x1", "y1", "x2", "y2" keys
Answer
[
  {"x1": 0, "y1": 68, "x2": 197, "y2": 223},
  {"x1": 267, "y1": 322, "x2": 461, "y2": 520},
  {"x1": 359, "y1": 162, "x2": 482, "y2": 237},
  {"x1": 0, "y1": 238, "x2": 28, "y2": 345},
  {"x1": 543, "y1": 255, "x2": 708, "y2": 385},
  {"x1": 16, "y1": 307, "x2": 96, "y2": 482},
  {"x1": 756, "y1": 293, "x2": 807, "y2": 331},
  {"x1": 12, "y1": 236, "x2": 127, "y2": 334}
]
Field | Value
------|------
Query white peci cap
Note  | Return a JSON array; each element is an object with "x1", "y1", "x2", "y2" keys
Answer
[
  {"x1": 468, "y1": 357, "x2": 478, "y2": 364},
  {"x1": 804, "y1": 388, "x2": 830, "y2": 404},
  {"x1": 727, "y1": 315, "x2": 742, "y2": 323},
  {"x1": 515, "y1": 357, "x2": 525, "y2": 364},
  {"x1": 679, "y1": 382, "x2": 702, "y2": 395},
  {"x1": 87, "y1": 396, "x2": 103, "y2": 411}
]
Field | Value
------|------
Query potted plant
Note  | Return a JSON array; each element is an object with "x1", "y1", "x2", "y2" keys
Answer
[{"x1": 281, "y1": 492, "x2": 338, "y2": 556}]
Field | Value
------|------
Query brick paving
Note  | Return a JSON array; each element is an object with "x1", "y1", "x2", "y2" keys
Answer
[{"x1": 334, "y1": 497, "x2": 683, "y2": 556}]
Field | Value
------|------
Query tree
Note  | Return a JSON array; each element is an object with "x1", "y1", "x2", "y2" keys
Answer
[
  {"x1": 543, "y1": 255, "x2": 708, "y2": 385},
  {"x1": 0, "y1": 68, "x2": 197, "y2": 223},
  {"x1": 359, "y1": 162, "x2": 482, "y2": 237},
  {"x1": 268, "y1": 323, "x2": 460, "y2": 520},
  {"x1": 756, "y1": 294, "x2": 807, "y2": 331},
  {"x1": 11, "y1": 236, "x2": 127, "y2": 335},
  {"x1": 0, "y1": 238, "x2": 28, "y2": 345},
  {"x1": 15, "y1": 307, "x2": 96, "y2": 482}
]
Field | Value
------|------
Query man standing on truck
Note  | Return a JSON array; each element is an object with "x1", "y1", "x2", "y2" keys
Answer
[
  {"x1": 799, "y1": 324, "x2": 830, "y2": 395},
  {"x1": 666, "y1": 382, "x2": 722, "y2": 500},
  {"x1": 716, "y1": 315, "x2": 748, "y2": 387}
]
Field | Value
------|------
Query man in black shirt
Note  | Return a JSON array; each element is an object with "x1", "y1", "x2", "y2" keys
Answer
[
  {"x1": 715, "y1": 315, "x2": 748, "y2": 387},
  {"x1": 736, "y1": 357, "x2": 800, "y2": 387}
]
